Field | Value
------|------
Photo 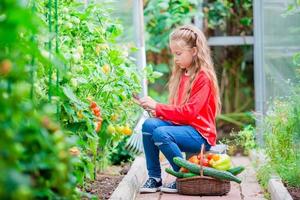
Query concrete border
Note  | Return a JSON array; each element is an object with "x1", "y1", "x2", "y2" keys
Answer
[
  {"x1": 109, "y1": 154, "x2": 147, "y2": 200},
  {"x1": 249, "y1": 149, "x2": 293, "y2": 200},
  {"x1": 268, "y1": 176, "x2": 293, "y2": 200}
]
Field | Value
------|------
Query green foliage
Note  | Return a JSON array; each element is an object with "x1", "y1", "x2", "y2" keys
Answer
[
  {"x1": 204, "y1": 0, "x2": 233, "y2": 30},
  {"x1": 0, "y1": 0, "x2": 77, "y2": 198},
  {"x1": 32, "y1": 0, "x2": 146, "y2": 184},
  {"x1": 217, "y1": 112, "x2": 255, "y2": 127},
  {"x1": 256, "y1": 164, "x2": 272, "y2": 199},
  {"x1": 234, "y1": 125, "x2": 256, "y2": 154},
  {"x1": 1, "y1": 0, "x2": 164, "y2": 198},
  {"x1": 146, "y1": 64, "x2": 164, "y2": 83},
  {"x1": 221, "y1": 124, "x2": 256, "y2": 155},
  {"x1": 144, "y1": 0, "x2": 198, "y2": 52},
  {"x1": 204, "y1": 0, "x2": 252, "y2": 33},
  {"x1": 256, "y1": 2, "x2": 300, "y2": 190},
  {"x1": 263, "y1": 88, "x2": 300, "y2": 187},
  {"x1": 109, "y1": 137, "x2": 135, "y2": 165},
  {"x1": 283, "y1": 0, "x2": 300, "y2": 16}
]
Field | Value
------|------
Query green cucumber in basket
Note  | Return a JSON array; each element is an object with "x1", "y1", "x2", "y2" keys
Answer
[
  {"x1": 173, "y1": 157, "x2": 241, "y2": 183},
  {"x1": 227, "y1": 166, "x2": 245, "y2": 175},
  {"x1": 165, "y1": 168, "x2": 198, "y2": 178}
]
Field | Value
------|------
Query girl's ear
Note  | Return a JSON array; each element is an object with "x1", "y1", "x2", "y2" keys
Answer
[{"x1": 192, "y1": 47, "x2": 198, "y2": 57}]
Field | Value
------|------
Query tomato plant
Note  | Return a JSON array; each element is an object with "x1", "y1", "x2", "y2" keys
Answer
[
  {"x1": 0, "y1": 0, "x2": 77, "y2": 198},
  {"x1": 1, "y1": 0, "x2": 167, "y2": 198}
]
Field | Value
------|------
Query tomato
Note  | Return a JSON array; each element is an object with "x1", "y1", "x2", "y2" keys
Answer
[
  {"x1": 94, "y1": 121, "x2": 102, "y2": 132},
  {"x1": 111, "y1": 114, "x2": 118, "y2": 121},
  {"x1": 96, "y1": 116, "x2": 103, "y2": 122},
  {"x1": 206, "y1": 153, "x2": 214, "y2": 161},
  {"x1": 102, "y1": 64, "x2": 110, "y2": 74},
  {"x1": 86, "y1": 96, "x2": 93, "y2": 102},
  {"x1": 69, "y1": 147, "x2": 80, "y2": 156},
  {"x1": 95, "y1": 45, "x2": 101, "y2": 55},
  {"x1": 77, "y1": 45, "x2": 84, "y2": 54},
  {"x1": 116, "y1": 125, "x2": 124, "y2": 133},
  {"x1": 94, "y1": 111, "x2": 101, "y2": 117},
  {"x1": 212, "y1": 154, "x2": 220, "y2": 161},
  {"x1": 95, "y1": 44, "x2": 109, "y2": 55},
  {"x1": 93, "y1": 107, "x2": 101, "y2": 117},
  {"x1": 107, "y1": 125, "x2": 116, "y2": 134},
  {"x1": 199, "y1": 158, "x2": 209, "y2": 167},
  {"x1": 70, "y1": 78, "x2": 78, "y2": 88},
  {"x1": 122, "y1": 126, "x2": 132, "y2": 135},
  {"x1": 188, "y1": 155, "x2": 200, "y2": 164},
  {"x1": 0, "y1": 59, "x2": 12, "y2": 76},
  {"x1": 41, "y1": 117, "x2": 59, "y2": 132},
  {"x1": 90, "y1": 101, "x2": 97, "y2": 109},
  {"x1": 77, "y1": 111, "x2": 84, "y2": 119},
  {"x1": 180, "y1": 167, "x2": 189, "y2": 173}
]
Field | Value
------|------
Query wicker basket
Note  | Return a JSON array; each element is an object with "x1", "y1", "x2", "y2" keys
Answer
[
  {"x1": 176, "y1": 144, "x2": 231, "y2": 196},
  {"x1": 176, "y1": 176, "x2": 230, "y2": 196}
]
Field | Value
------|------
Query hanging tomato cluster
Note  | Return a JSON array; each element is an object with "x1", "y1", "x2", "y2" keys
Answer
[{"x1": 88, "y1": 98, "x2": 103, "y2": 132}]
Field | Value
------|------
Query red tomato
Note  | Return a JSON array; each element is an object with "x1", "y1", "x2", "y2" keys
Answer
[
  {"x1": 180, "y1": 167, "x2": 189, "y2": 173},
  {"x1": 95, "y1": 121, "x2": 102, "y2": 132},
  {"x1": 212, "y1": 154, "x2": 220, "y2": 161},
  {"x1": 90, "y1": 101, "x2": 97, "y2": 109},
  {"x1": 199, "y1": 158, "x2": 209, "y2": 167},
  {"x1": 93, "y1": 107, "x2": 101, "y2": 117},
  {"x1": 188, "y1": 155, "x2": 200, "y2": 164},
  {"x1": 206, "y1": 153, "x2": 214, "y2": 160}
]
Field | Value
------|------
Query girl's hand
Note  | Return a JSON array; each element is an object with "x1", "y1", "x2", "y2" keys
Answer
[
  {"x1": 150, "y1": 110, "x2": 156, "y2": 117},
  {"x1": 139, "y1": 96, "x2": 157, "y2": 110}
]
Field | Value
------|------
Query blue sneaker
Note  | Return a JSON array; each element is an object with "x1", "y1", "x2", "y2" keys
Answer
[
  {"x1": 140, "y1": 178, "x2": 162, "y2": 193},
  {"x1": 161, "y1": 181, "x2": 178, "y2": 193}
]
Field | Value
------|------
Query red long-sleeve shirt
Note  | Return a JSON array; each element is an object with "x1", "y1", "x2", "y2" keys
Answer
[{"x1": 155, "y1": 70, "x2": 217, "y2": 146}]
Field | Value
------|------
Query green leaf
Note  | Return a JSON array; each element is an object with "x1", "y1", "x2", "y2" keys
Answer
[
  {"x1": 152, "y1": 71, "x2": 163, "y2": 79},
  {"x1": 62, "y1": 86, "x2": 81, "y2": 104}
]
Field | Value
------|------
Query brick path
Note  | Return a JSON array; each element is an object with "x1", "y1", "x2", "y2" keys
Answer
[{"x1": 136, "y1": 155, "x2": 266, "y2": 200}]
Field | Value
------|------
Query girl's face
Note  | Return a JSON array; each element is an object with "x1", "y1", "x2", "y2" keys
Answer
[{"x1": 170, "y1": 40, "x2": 197, "y2": 70}]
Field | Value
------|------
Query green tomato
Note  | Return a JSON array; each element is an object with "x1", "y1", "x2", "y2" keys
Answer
[
  {"x1": 72, "y1": 17, "x2": 80, "y2": 24},
  {"x1": 72, "y1": 53, "x2": 81, "y2": 62},
  {"x1": 52, "y1": 130, "x2": 65, "y2": 144},
  {"x1": 62, "y1": 7, "x2": 69, "y2": 13},
  {"x1": 13, "y1": 185, "x2": 31, "y2": 200},
  {"x1": 107, "y1": 124, "x2": 116, "y2": 134},
  {"x1": 55, "y1": 163, "x2": 67, "y2": 176},
  {"x1": 65, "y1": 21, "x2": 73, "y2": 29},
  {"x1": 77, "y1": 46, "x2": 84, "y2": 55},
  {"x1": 70, "y1": 78, "x2": 78, "y2": 88}
]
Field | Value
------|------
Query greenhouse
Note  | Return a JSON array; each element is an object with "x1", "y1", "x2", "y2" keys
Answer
[{"x1": 0, "y1": 0, "x2": 299, "y2": 199}]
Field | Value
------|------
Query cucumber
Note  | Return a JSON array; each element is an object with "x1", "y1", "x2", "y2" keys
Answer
[
  {"x1": 165, "y1": 168, "x2": 197, "y2": 178},
  {"x1": 227, "y1": 166, "x2": 245, "y2": 175},
  {"x1": 173, "y1": 157, "x2": 241, "y2": 183}
]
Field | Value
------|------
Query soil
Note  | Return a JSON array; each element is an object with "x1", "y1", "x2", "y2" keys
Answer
[
  {"x1": 83, "y1": 162, "x2": 131, "y2": 200},
  {"x1": 285, "y1": 183, "x2": 300, "y2": 200}
]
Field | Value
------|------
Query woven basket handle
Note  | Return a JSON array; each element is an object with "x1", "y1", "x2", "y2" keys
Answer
[{"x1": 199, "y1": 144, "x2": 205, "y2": 177}]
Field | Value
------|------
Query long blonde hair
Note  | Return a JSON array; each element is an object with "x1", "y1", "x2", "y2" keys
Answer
[{"x1": 168, "y1": 24, "x2": 221, "y2": 114}]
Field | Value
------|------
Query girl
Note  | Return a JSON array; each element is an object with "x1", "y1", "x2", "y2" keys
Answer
[{"x1": 138, "y1": 24, "x2": 221, "y2": 193}]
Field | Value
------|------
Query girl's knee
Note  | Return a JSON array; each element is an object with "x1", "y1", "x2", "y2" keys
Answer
[
  {"x1": 142, "y1": 117, "x2": 162, "y2": 133},
  {"x1": 152, "y1": 127, "x2": 171, "y2": 145}
]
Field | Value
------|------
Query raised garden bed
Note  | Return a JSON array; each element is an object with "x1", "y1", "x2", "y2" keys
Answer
[
  {"x1": 82, "y1": 163, "x2": 131, "y2": 199},
  {"x1": 249, "y1": 150, "x2": 299, "y2": 200}
]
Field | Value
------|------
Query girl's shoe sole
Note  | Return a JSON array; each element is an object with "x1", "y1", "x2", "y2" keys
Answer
[
  {"x1": 160, "y1": 187, "x2": 178, "y2": 193},
  {"x1": 139, "y1": 186, "x2": 161, "y2": 193}
]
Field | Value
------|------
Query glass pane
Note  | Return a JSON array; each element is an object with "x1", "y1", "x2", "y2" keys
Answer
[{"x1": 263, "y1": 0, "x2": 300, "y2": 106}]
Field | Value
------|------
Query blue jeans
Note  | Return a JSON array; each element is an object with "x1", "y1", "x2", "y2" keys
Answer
[{"x1": 142, "y1": 117, "x2": 211, "y2": 178}]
